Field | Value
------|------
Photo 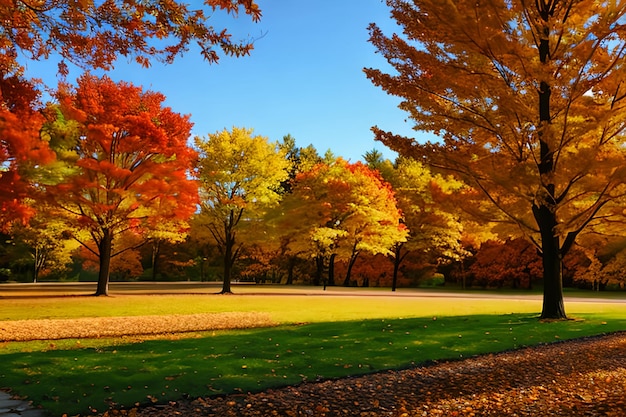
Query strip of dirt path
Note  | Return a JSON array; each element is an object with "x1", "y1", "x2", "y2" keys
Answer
[{"x1": 89, "y1": 331, "x2": 626, "y2": 417}]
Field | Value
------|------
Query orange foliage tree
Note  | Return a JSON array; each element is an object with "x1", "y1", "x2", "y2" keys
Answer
[
  {"x1": 45, "y1": 74, "x2": 198, "y2": 295},
  {"x1": 367, "y1": 1, "x2": 626, "y2": 319},
  {"x1": 0, "y1": 75, "x2": 53, "y2": 230},
  {"x1": 278, "y1": 159, "x2": 407, "y2": 287}
]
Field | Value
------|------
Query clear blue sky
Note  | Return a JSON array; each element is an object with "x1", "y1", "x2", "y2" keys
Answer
[{"x1": 21, "y1": 0, "x2": 433, "y2": 162}]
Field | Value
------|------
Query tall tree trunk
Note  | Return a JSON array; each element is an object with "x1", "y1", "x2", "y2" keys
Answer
[
  {"x1": 533, "y1": 204, "x2": 566, "y2": 319},
  {"x1": 535, "y1": 10, "x2": 566, "y2": 319},
  {"x1": 221, "y1": 227, "x2": 234, "y2": 294},
  {"x1": 342, "y1": 247, "x2": 360, "y2": 287},
  {"x1": 391, "y1": 243, "x2": 407, "y2": 292},
  {"x1": 95, "y1": 228, "x2": 113, "y2": 296}
]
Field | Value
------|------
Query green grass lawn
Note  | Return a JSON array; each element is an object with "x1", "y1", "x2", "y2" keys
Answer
[{"x1": 0, "y1": 288, "x2": 625, "y2": 416}]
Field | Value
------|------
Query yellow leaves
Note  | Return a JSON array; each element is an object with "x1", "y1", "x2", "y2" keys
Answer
[
  {"x1": 196, "y1": 127, "x2": 291, "y2": 212},
  {"x1": 281, "y1": 159, "x2": 406, "y2": 261}
]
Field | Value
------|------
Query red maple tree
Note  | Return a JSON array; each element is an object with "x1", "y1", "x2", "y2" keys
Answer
[{"x1": 46, "y1": 74, "x2": 198, "y2": 295}]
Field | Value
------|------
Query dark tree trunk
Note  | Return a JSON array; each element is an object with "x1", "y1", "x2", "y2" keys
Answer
[
  {"x1": 286, "y1": 256, "x2": 296, "y2": 285},
  {"x1": 95, "y1": 228, "x2": 113, "y2": 296},
  {"x1": 534, "y1": 12, "x2": 566, "y2": 320},
  {"x1": 151, "y1": 240, "x2": 161, "y2": 281},
  {"x1": 391, "y1": 243, "x2": 407, "y2": 292},
  {"x1": 535, "y1": 205, "x2": 566, "y2": 319},
  {"x1": 342, "y1": 249, "x2": 359, "y2": 287},
  {"x1": 327, "y1": 253, "x2": 336, "y2": 286},
  {"x1": 392, "y1": 248, "x2": 401, "y2": 291},
  {"x1": 314, "y1": 255, "x2": 323, "y2": 286},
  {"x1": 219, "y1": 209, "x2": 244, "y2": 294}
]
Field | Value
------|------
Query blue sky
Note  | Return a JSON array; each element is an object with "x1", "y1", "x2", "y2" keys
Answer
[{"x1": 21, "y1": 0, "x2": 433, "y2": 162}]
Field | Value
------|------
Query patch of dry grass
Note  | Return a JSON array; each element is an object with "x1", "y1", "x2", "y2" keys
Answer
[{"x1": 0, "y1": 312, "x2": 276, "y2": 341}]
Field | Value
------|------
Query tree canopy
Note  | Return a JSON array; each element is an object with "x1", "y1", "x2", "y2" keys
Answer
[
  {"x1": 0, "y1": 74, "x2": 53, "y2": 230},
  {"x1": 278, "y1": 159, "x2": 407, "y2": 286},
  {"x1": 366, "y1": 0, "x2": 626, "y2": 318},
  {"x1": 0, "y1": 0, "x2": 260, "y2": 234}
]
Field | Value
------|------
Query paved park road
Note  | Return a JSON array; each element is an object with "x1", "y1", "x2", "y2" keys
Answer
[{"x1": 1, "y1": 281, "x2": 626, "y2": 305}]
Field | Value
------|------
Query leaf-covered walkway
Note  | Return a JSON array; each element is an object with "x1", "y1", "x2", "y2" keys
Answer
[{"x1": 94, "y1": 331, "x2": 626, "y2": 416}]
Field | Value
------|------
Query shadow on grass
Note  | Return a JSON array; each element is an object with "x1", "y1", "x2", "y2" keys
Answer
[{"x1": 0, "y1": 312, "x2": 624, "y2": 416}]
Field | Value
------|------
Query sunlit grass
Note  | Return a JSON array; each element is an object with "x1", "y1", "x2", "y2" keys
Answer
[{"x1": 1, "y1": 287, "x2": 624, "y2": 322}]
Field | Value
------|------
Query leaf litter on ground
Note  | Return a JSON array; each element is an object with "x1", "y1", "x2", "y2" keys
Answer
[
  {"x1": 0, "y1": 312, "x2": 276, "y2": 341},
  {"x1": 92, "y1": 331, "x2": 626, "y2": 417}
]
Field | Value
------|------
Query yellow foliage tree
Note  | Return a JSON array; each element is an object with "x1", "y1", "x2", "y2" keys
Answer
[{"x1": 195, "y1": 127, "x2": 291, "y2": 293}]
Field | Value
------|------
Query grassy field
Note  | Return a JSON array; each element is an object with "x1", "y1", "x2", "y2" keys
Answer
[{"x1": 1, "y1": 285, "x2": 625, "y2": 416}]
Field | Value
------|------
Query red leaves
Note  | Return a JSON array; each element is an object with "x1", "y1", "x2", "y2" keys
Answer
[
  {"x1": 468, "y1": 238, "x2": 542, "y2": 289},
  {"x1": 2, "y1": 0, "x2": 262, "y2": 73},
  {"x1": 48, "y1": 74, "x2": 198, "y2": 255},
  {"x1": 0, "y1": 74, "x2": 52, "y2": 230}
]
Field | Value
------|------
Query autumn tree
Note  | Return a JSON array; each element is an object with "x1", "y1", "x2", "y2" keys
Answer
[
  {"x1": 79, "y1": 231, "x2": 145, "y2": 281},
  {"x1": 195, "y1": 127, "x2": 291, "y2": 293},
  {"x1": 278, "y1": 159, "x2": 407, "y2": 287},
  {"x1": 385, "y1": 157, "x2": 465, "y2": 291},
  {"x1": 468, "y1": 238, "x2": 543, "y2": 289},
  {"x1": 366, "y1": 0, "x2": 626, "y2": 319},
  {"x1": 363, "y1": 149, "x2": 395, "y2": 180},
  {"x1": 9, "y1": 209, "x2": 80, "y2": 282},
  {"x1": 338, "y1": 162, "x2": 408, "y2": 286},
  {"x1": 593, "y1": 250, "x2": 626, "y2": 290},
  {"x1": 44, "y1": 74, "x2": 198, "y2": 295},
  {"x1": 279, "y1": 135, "x2": 323, "y2": 193},
  {"x1": 144, "y1": 217, "x2": 192, "y2": 281},
  {"x1": 364, "y1": 151, "x2": 466, "y2": 290}
]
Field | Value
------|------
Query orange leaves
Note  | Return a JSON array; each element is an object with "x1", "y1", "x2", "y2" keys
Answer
[
  {"x1": 1, "y1": 0, "x2": 262, "y2": 73},
  {"x1": 0, "y1": 74, "x2": 52, "y2": 230},
  {"x1": 47, "y1": 74, "x2": 197, "y2": 254},
  {"x1": 367, "y1": 1, "x2": 626, "y2": 305},
  {"x1": 209, "y1": 0, "x2": 262, "y2": 22},
  {"x1": 468, "y1": 238, "x2": 542, "y2": 289},
  {"x1": 282, "y1": 159, "x2": 407, "y2": 262}
]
